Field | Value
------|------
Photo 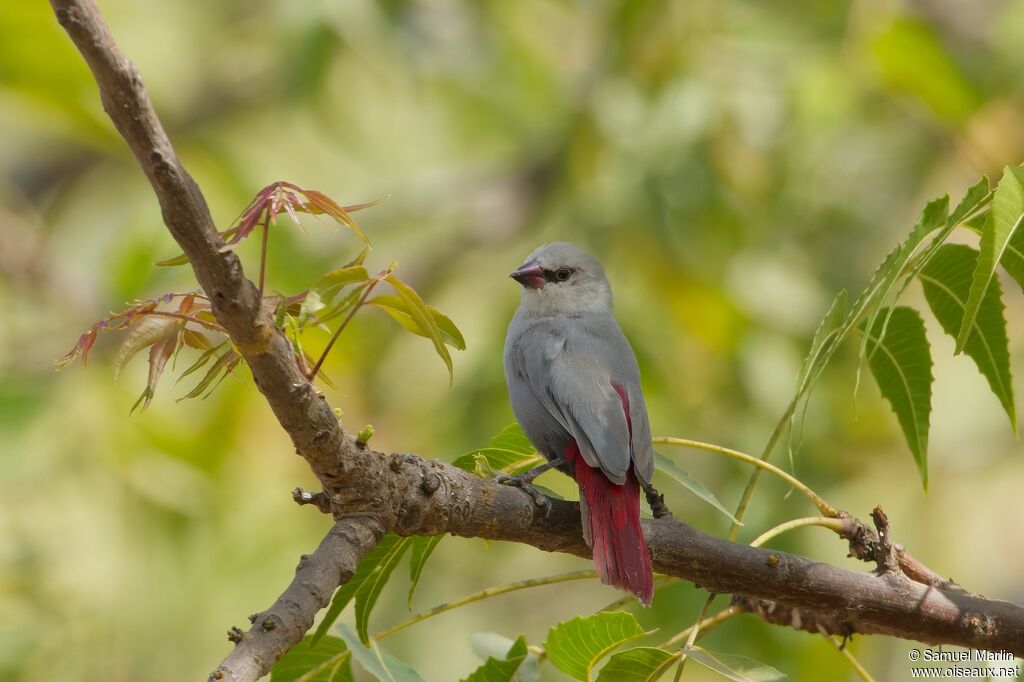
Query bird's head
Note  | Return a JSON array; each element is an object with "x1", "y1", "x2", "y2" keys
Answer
[{"x1": 510, "y1": 242, "x2": 612, "y2": 316}]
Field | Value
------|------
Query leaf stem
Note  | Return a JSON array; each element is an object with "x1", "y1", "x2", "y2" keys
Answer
[
  {"x1": 652, "y1": 437, "x2": 836, "y2": 517},
  {"x1": 141, "y1": 310, "x2": 225, "y2": 333},
  {"x1": 748, "y1": 517, "x2": 846, "y2": 548},
  {"x1": 308, "y1": 276, "x2": 381, "y2": 381},
  {"x1": 258, "y1": 215, "x2": 270, "y2": 295},
  {"x1": 820, "y1": 628, "x2": 876, "y2": 682},
  {"x1": 373, "y1": 570, "x2": 596, "y2": 641},
  {"x1": 662, "y1": 604, "x2": 744, "y2": 650}
]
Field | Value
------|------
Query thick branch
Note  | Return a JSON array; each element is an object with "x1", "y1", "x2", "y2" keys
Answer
[
  {"x1": 211, "y1": 517, "x2": 383, "y2": 682},
  {"x1": 329, "y1": 445, "x2": 1024, "y2": 656},
  {"x1": 50, "y1": 1, "x2": 1024, "y2": 679}
]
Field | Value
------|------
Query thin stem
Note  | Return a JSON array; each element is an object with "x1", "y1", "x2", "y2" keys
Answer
[
  {"x1": 749, "y1": 517, "x2": 846, "y2": 548},
  {"x1": 653, "y1": 437, "x2": 836, "y2": 517},
  {"x1": 373, "y1": 570, "x2": 596, "y2": 641},
  {"x1": 308, "y1": 277, "x2": 381, "y2": 381},
  {"x1": 142, "y1": 310, "x2": 225, "y2": 333},
  {"x1": 258, "y1": 215, "x2": 270, "y2": 294},
  {"x1": 820, "y1": 628, "x2": 876, "y2": 682},
  {"x1": 662, "y1": 604, "x2": 744, "y2": 650},
  {"x1": 727, "y1": 399, "x2": 798, "y2": 541}
]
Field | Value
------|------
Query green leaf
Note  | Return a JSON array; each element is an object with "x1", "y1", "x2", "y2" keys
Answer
[
  {"x1": 407, "y1": 534, "x2": 444, "y2": 609},
  {"x1": 453, "y1": 423, "x2": 545, "y2": 475},
  {"x1": 653, "y1": 452, "x2": 738, "y2": 524},
  {"x1": 545, "y1": 612, "x2": 646, "y2": 681},
  {"x1": 368, "y1": 294, "x2": 466, "y2": 350},
  {"x1": 312, "y1": 534, "x2": 412, "y2": 645},
  {"x1": 965, "y1": 214, "x2": 1024, "y2": 292},
  {"x1": 300, "y1": 266, "x2": 370, "y2": 326},
  {"x1": 796, "y1": 290, "x2": 848, "y2": 391},
  {"x1": 957, "y1": 166, "x2": 1024, "y2": 352},
  {"x1": 919, "y1": 245, "x2": 1016, "y2": 433},
  {"x1": 462, "y1": 635, "x2": 529, "y2": 682},
  {"x1": 946, "y1": 176, "x2": 992, "y2": 229},
  {"x1": 861, "y1": 307, "x2": 934, "y2": 489},
  {"x1": 154, "y1": 252, "x2": 190, "y2": 267},
  {"x1": 857, "y1": 195, "x2": 948, "y2": 377},
  {"x1": 270, "y1": 635, "x2": 353, "y2": 682},
  {"x1": 385, "y1": 274, "x2": 454, "y2": 383},
  {"x1": 337, "y1": 625, "x2": 426, "y2": 682},
  {"x1": 354, "y1": 536, "x2": 413, "y2": 645},
  {"x1": 683, "y1": 646, "x2": 789, "y2": 682},
  {"x1": 597, "y1": 647, "x2": 676, "y2": 681},
  {"x1": 177, "y1": 347, "x2": 240, "y2": 401},
  {"x1": 469, "y1": 633, "x2": 539, "y2": 682}
]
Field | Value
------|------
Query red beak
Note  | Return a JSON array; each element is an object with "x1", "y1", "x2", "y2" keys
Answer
[{"x1": 510, "y1": 262, "x2": 546, "y2": 289}]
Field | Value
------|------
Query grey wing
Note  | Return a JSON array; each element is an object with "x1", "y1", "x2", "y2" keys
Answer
[
  {"x1": 511, "y1": 319, "x2": 634, "y2": 484},
  {"x1": 585, "y1": 315, "x2": 655, "y2": 485}
]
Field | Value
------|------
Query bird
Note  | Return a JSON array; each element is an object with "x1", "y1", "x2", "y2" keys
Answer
[{"x1": 502, "y1": 241, "x2": 665, "y2": 605}]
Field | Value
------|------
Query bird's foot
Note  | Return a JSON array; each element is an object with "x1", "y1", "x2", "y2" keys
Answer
[
  {"x1": 496, "y1": 458, "x2": 563, "y2": 514},
  {"x1": 644, "y1": 483, "x2": 672, "y2": 519}
]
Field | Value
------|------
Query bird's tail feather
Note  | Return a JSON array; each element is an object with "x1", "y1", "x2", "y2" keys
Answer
[{"x1": 566, "y1": 442, "x2": 653, "y2": 606}]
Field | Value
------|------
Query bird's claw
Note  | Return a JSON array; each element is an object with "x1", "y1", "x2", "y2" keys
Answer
[{"x1": 496, "y1": 473, "x2": 552, "y2": 515}]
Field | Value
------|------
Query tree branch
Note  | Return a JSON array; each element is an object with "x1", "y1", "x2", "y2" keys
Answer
[
  {"x1": 211, "y1": 517, "x2": 384, "y2": 682},
  {"x1": 49, "y1": 1, "x2": 1024, "y2": 680}
]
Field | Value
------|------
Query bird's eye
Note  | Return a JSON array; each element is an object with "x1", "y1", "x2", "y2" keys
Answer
[{"x1": 555, "y1": 267, "x2": 573, "y2": 282}]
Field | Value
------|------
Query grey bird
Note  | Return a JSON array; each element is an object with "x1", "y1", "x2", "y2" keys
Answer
[{"x1": 503, "y1": 242, "x2": 664, "y2": 604}]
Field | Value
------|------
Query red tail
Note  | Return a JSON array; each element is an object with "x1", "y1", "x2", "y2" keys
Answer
[{"x1": 566, "y1": 440, "x2": 654, "y2": 606}]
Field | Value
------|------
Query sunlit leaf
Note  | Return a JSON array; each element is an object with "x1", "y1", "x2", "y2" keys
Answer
[
  {"x1": 453, "y1": 424, "x2": 545, "y2": 475},
  {"x1": 964, "y1": 215, "x2": 1024, "y2": 292},
  {"x1": 683, "y1": 646, "x2": 789, "y2": 682},
  {"x1": 857, "y1": 195, "x2": 947, "y2": 378},
  {"x1": 113, "y1": 315, "x2": 182, "y2": 380},
  {"x1": 177, "y1": 347, "x2": 240, "y2": 401},
  {"x1": 861, "y1": 307, "x2": 933, "y2": 489},
  {"x1": 596, "y1": 647, "x2": 676, "y2": 681},
  {"x1": 919, "y1": 245, "x2": 1015, "y2": 433},
  {"x1": 462, "y1": 635, "x2": 529, "y2": 682},
  {"x1": 368, "y1": 294, "x2": 466, "y2": 350},
  {"x1": 302, "y1": 190, "x2": 373, "y2": 246},
  {"x1": 181, "y1": 328, "x2": 214, "y2": 351},
  {"x1": 653, "y1": 452, "x2": 738, "y2": 524},
  {"x1": 313, "y1": 534, "x2": 411, "y2": 646},
  {"x1": 176, "y1": 341, "x2": 227, "y2": 384},
  {"x1": 385, "y1": 274, "x2": 454, "y2": 383},
  {"x1": 130, "y1": 336, "x2": 176, "y2": 413},
  {"x1": 407, "y1": 534, "x2": 444, "y2": 609},
  {"x1": 957, "y1": 165, "x2": 1024, "y2": 352},
  {"x1": 337, "y1": 625, "x2": 425, "y2": 682},
  {"x1": 270, "y1": 635, "x2": 353, "y2": 682},
  {"x1": 154, "y1": 252, "x2": 190, "y2": 267},
  {"x1": 300, "y1": 266, "x2": 370, "y2": 326},
  {"x1": 545, "y1": 612, "x2": 646, "y2": 681}
]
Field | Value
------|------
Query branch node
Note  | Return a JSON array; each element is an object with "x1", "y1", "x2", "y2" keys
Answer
[
  {"x1": 292, "y1": 487, "x2": 331, "y2": 513},
  {"x1": 870, "y1": 505, "x2": 900, "y2": 575},
  {"x1": 227, "y1": 626, "x2": 244, "y2": 644},
  {"x1": 421, "y1": 472, "x2": 441, "y2": 496}
]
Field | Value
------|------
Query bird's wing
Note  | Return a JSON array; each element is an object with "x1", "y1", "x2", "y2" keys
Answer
[{"x1": 512, "y1": 318, "x2": 633, "y2": 484}]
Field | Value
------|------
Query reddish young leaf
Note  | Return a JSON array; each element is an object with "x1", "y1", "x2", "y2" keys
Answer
[{"x1": 130, "y1": 335, "x2": 176, "y2": 413}]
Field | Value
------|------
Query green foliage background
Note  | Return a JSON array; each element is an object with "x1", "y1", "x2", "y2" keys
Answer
[{"x1": 2, "y1": 1, "x2": 1024, "y2": 680}]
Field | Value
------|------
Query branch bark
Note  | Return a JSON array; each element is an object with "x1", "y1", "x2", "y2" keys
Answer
[
  {"x1": 211, "y1": 518, "x2": 384, "y2": 682},
  {"x1": 49, "y1": 1, "x2": 1024, "y2": 680}
]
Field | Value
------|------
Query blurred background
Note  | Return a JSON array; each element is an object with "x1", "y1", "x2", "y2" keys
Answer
[{"x1": 2, "y1": 0, "x2": 1024, "y2": 679}]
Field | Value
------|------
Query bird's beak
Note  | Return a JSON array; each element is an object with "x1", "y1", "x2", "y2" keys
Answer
[{"x1": 510, "y1": 262, "x2": 546, "y2": 289}]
